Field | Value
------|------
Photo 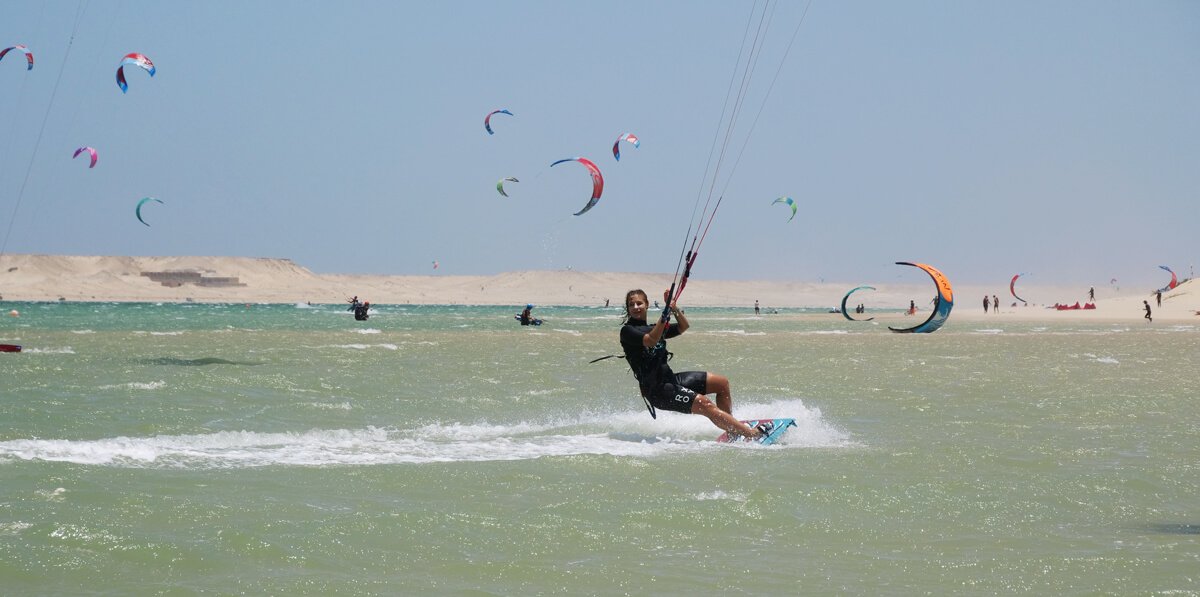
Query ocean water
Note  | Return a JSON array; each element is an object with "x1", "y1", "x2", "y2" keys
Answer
[{"x1": 1, "y1": 302, "x2": 1198, "y2": 595}]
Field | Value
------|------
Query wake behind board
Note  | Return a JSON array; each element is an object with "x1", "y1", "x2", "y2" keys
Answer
[{"x1": 716, "y1": 418, "x2": 796, "y2": 445}]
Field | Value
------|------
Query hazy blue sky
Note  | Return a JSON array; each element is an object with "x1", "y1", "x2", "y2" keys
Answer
[{"x1": 1, "y1": 1, "x2": 1196, "y2": 288}]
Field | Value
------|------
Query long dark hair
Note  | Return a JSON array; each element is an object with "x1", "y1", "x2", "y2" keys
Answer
[{"x1": 622, "y1": 289, "x2": 647, "y2": 325}]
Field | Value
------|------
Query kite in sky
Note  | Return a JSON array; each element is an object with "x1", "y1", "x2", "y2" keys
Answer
[
  {"x1": 496, "y1": 177, "x2": 519, "y2": 197},
  {"x1": 889, "y1": 262, "x2": 954, "y2": 334},
  {"x1": 484, "y1": 109, "x2": 513, "y2": 135},
  {"x1": 135, "y1": 197, "x2": 164, "y2": 227},
  {"x1": 612, "y1": 133, "x2": 639, "y2": 161},
  {"x1": 0, "y1": 45, "x2": 33, "y2": 70},
  {"x1": 772, "y1": 196, "x2": 796, "y2": 222},
  {"x1": 1009, "y1": 273, "x2": 1027, "y2": 304},
  {"x1": 117, "y1": 53, "x2": 155, "y2": 93},
  {"x1": 73, "y1": 146, "x2": 98, "y2": 168},
  {"x1": 840, "y1": 285, "x2": 876, "y2": 322},
  {"x1": 550, "y1": 157, "x2": 604, "y2": 216}
]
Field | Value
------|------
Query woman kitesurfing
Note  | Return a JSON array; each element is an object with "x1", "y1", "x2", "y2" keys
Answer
[
  {"x1": 619, "y1": 289, "x2": 767, "y2": 440},
  {"x1": 609, "y1": 1, "x2": 814, "y2": 441}
]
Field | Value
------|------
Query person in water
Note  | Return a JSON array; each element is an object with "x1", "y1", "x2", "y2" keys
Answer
[
  {"x1": 353, "y1": 300, "x2": 370, "y2": 321},
  {"x1": 519, "y1": 304, "x2": 535, "y2": 325},
  {"x1": 619, "y1": 289, "x2": 766, "y2": 440}
]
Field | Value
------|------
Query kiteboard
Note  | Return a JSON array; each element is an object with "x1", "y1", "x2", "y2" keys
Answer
[
  {"x1": 716, "y1": 418, "x2": 795, "y2": 445},
  {"x1": 0, "y1": 344, "x2": 22, "y2": 353},
  {"x1": 514, "y1": 315, "x2": 543, "y2": 326}
]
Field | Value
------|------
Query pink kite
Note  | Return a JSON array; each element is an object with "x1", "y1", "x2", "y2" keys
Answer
[{"x1": 73, "y1": 146, "x2": 98, "y2": 168}]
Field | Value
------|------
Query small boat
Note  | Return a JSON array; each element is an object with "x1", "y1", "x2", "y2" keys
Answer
[{"x1": 0, "y1": 343, "x2": 22, "y2": 353}]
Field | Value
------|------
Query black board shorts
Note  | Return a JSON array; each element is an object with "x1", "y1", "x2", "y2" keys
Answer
[{"x1": 644, "y1": 371, "x2": 708, "y2": 414}]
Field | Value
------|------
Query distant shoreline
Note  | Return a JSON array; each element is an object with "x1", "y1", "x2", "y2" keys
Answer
[{"x1": 1, "y1": 254, "x2": 1196, "y2": 323}]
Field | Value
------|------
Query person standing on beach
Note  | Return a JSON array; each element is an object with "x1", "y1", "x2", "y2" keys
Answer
[
  {"x1": 620, "y1": 289, "x2": 765, "y2": 440},
  {"x1": 754, "y1": 300, "x2": 760, "y2": 316},
  {"x1": 1089, "y1": 287, "x2": 1095, "y2": 302},
  {"x1": 992, "y1": 295, "x2": 1000, "y2": 314},
  {"x1": 1144, "y1": 300, "x2": 1152, "y2": 323},
  {"x1": 983, "y1": 295, "x2": 989, "y2": 313},
  {"x1": 1156, "y1": 290, "x2": 1162, "y2": 307}
]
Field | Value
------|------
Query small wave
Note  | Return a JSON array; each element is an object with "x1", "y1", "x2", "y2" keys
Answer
[
  {"x1": 331, "y1": 344, "x2": 398, "y2": 351},
  {"x1": 693, "y1": 490, "x2": 748, "y2": 502},
  {"x1": 706, "y1": 330, "x2": 767, "y2": 336},
  {"x1": 24, "y1": 347, "x2": 75, "y2": 354},
  {"x1": 0, "y1": 522, "x2": 32, "y2": 536},
  {"x1": 71, "y1": 329, "x2": 95, "y2": 335},
  {"x1": 355, "y1": 328, "x2": 382, "y2": 334},
  {"x1": 98, "y1": 381, "x2": 167, "y2": 390},
  {"x1": 974, "y1": 329, "x2": 1003, "y2": 334},
  {"x1": 0, "y1": 398, "x2": 851, "y2": 468},
  {"x1": 1094, "y1": 356, "x2": 1119, "y2": 365},
  {"x1": 309, "y1": 402, "x2": 352, "y2": 411}
]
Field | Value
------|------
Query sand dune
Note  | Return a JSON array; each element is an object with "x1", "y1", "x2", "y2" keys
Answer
[{"x1": 1, "y1": 254, "x2": 1195, "y2": 323}]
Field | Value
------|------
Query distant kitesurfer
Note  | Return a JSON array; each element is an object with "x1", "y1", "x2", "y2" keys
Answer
[
  {"x1": 619, "y1": 289, "x2": 765, "y2": 440},
  {"x1": 1144, "y1": 300, "x2": 1152, "y2": 323},
  {"x1": 354, "y1": 301, "x2": 370, "y2": 321},
  {"x1": 519, "y1": 304, "x2": 535, "y2": 325}
]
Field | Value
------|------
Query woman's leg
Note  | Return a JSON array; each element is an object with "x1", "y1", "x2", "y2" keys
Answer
[{"x1": 704, "y1": 372, "x2": 733, "y2": 415}]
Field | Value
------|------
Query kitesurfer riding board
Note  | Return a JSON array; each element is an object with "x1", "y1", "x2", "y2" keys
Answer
[
  {"x1": 514, "y1": 315, "x2": 542, "y2": 326},
  {"x1": 716, "y1": 418, "x2": 796, "y2": 445}
]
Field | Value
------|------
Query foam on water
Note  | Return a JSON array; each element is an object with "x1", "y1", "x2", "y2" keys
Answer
[
  {"x1": 97, "y1": 381, "x2": 167, "y2": 391},
  {"x1": 0, "y1": 399, "x2": 849, "y2": 468}
]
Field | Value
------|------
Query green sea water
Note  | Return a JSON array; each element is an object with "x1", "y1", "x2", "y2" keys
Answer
[{"x1": 1, "y1": 302, "x2": 1198, "y2": 595}]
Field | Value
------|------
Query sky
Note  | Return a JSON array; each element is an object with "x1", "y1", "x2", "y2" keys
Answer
[{"x1": 1, "y1": 1, "x2": 1197, "y2": 289}]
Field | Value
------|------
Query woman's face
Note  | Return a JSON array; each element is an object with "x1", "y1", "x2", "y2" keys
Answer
[{"x1": 626, "y1": 292, "x2": 648, "y2": 320}]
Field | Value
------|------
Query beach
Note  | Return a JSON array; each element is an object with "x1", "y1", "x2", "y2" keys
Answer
[{"x1": 1, "y1": 253, "x2": 1195, "y2": 324}]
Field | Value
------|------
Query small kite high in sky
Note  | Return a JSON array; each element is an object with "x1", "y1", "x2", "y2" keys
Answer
[
  {"x1": 0, "y1": 45, "x2": 33, "y2": 70},
  {"x1": 135, "y1": 197, "x2": 163, "y2": 226},
  {"x1": 73, "y1": 146, "x2": 98, "y2": 168},
  {"x1": 772, "y1": 196, "x2": 796, "y2": 222},
  {"x1": 496, "y1": 177, "x2": 519, "y2": 197},
  {"x1": 117, "y1": 53, "x2": 155, "y2": 93},
  {"x1": 612, "y1": 133, "x2": 639, "y2": 161},
  {"x1": 550, "y1": 157, "x2": 604, "y2": 216},
  {"x1": 484, "y1": 109, "x2": 512, "y2": 135}
]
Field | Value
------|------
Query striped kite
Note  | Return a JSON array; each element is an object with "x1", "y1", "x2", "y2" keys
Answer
[{"x1": 117, "y1": 53, "x2": 155, "y2": 93}]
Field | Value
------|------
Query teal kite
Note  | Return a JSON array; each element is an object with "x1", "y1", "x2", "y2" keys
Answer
[
  {"x1": 772, "y1": 196, "x2": 796, "y2": 222},
  {"x1": 135, "y1": 197, "x2": 164, "y2": 226}
]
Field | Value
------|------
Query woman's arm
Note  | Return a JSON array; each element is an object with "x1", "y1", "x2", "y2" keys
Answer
[{"x1": 672, "y1": 305, "x2": 688, "y2": 333}]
